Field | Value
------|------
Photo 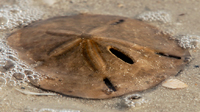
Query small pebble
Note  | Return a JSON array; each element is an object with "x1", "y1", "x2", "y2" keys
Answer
[
  {"x1": 21, "y1": 87, "x2": 25, "y2": 89},
  {"x1": 162, "y1": 79, "x2": 188, "y2": 89},
  {"x1": 194, "y1": 65, "x2": 199, "y2": 68}
]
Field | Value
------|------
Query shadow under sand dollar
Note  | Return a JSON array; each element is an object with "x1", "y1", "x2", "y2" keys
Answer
[{"x1": 6, "y1": 14, "x2": 190, "y2": 99}]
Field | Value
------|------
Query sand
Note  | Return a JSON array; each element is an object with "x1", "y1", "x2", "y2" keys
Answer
[{"x1": 0, "y1": 0, "x2": 200, "y2": 111}]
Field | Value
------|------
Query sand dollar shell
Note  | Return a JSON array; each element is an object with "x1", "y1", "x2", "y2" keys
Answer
[{"x1": 7, "y1": 14, "x2": 190, "y2": 99}]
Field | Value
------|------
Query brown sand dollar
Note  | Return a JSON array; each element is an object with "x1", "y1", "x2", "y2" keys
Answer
[{"x1": 7, "y1": 14, "x2": 190, "y2": 99}]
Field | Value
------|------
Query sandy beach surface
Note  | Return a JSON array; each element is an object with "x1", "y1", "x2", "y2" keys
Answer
[{"x1": 0, "y1": 0, "x2": 200, "y2": 112}]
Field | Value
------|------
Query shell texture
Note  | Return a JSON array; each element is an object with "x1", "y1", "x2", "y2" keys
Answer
[{"x1": 7, "y1": 14, "x2": 190, "y2": 99}]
